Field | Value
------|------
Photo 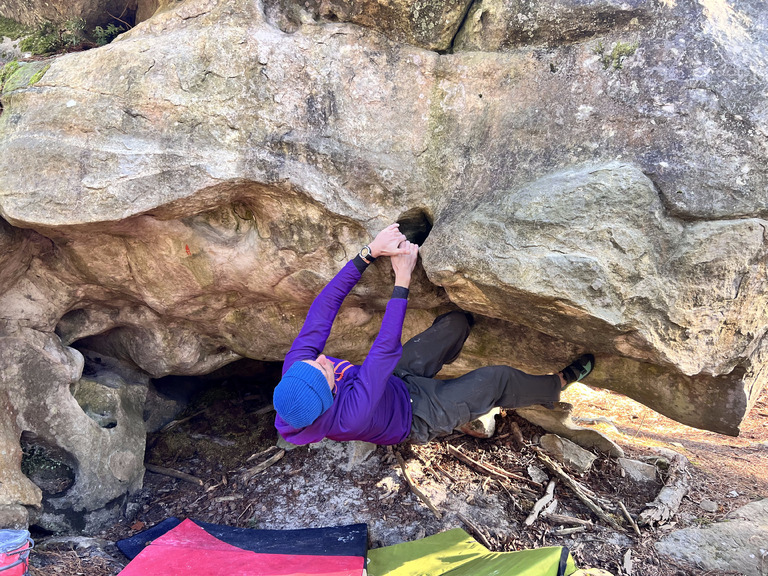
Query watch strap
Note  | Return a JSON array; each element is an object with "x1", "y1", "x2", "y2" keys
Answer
[{"x1": 359, "y1": 245, "x2": 376, "y2": 264}]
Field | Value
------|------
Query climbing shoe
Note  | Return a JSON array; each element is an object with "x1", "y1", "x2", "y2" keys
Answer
[{"x1": 560, "y1": 354, "x2": 595, "y2": 390}]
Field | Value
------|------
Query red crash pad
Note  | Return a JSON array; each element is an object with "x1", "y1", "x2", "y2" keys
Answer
[{"x1": 119, "y1": 519, "x2": 365, "y2": 576}]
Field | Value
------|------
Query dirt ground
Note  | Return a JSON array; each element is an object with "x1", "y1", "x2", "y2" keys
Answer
[{"x1": 27, "y1": 378, "x2": 768, "y2": 576}]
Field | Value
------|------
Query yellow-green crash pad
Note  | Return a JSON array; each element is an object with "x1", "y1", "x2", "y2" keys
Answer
[{"x1": 367, "y1": 528, "x2": 577, "y2": 576}]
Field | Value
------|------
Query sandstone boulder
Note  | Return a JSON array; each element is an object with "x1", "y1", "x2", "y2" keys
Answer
[
  {"x1": 0, "y1": 329, "x2": 147, "y2": 531},
  {"x1": 0, "y1": 0, "x2": 766, "y2": 531},
  {"x1": 656, "y1": 499, "x2": 768, "y2": 576}
]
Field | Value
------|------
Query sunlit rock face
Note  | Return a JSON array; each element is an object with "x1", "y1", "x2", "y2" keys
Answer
[
  {"x1": 0, "y1": 0, "x2": 766, "y2": 531},
  {"x1": 0, "y1": 0, "x2": 140, "y2": 28}
]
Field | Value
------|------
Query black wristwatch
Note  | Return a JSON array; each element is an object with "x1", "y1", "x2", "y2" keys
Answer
[{"x1": 359, "y1": 245, "x2": 376, "y2": 264}]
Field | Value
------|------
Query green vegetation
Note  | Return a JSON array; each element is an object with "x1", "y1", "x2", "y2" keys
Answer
[
  {"x1": 2, "y1": 14, "x2": 126, "y2": 60},
  {"x1": 19, "y1": 17, "x2": 87, "y2": 55},
  {"x1": 0, "y1": 15, "x2": 31, "y2": 40},
  {"x1": 596, "y1": 40, "x2": 639, "y2": 70},
  {"x1": 93, "y1": 23, "x2": 125, "y2": 46}
]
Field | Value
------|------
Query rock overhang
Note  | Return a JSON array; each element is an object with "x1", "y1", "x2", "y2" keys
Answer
[{"x1": 0, "y1": 0, "x2": 767, "y2": 531}]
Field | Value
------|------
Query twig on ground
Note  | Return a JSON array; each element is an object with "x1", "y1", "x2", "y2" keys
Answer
[
  {"x1": 619, "y1": 500, "x2": 642, "y2": 536},
  {"x1": 534, "y1": 449, "x2": 623, "y2": 531},
  {"x1": 241, "y1": 449, "x2": 285, "y2": 482},
  {"x1": 447, "y1": 444, "x2": 540, "y2": 487},
  {"x1": 542, "y1": 513, "x2": 594, "y2": 528},
  {"x1": 237, "y1": 502, "x2": 254, "y2": 522},
  {"x1": 551, "y1": 526, "x2": 586, "y2": 536},
  {"x1": 631, "y1": 409, "x2": 649, "y2": 440},
  {"x1": 71, "y1": 550, "x2": 82, "y2": 572},
  {"x1": 214, "y1": 495, "x2": 243, "y2": 503},
  {"x1": 145, "y1": 463, "x2": 204, "y2": 486},
  {"x1": 246, "y1": 445, "x2": 280, "y2": 462},
  {"x1": 457, "y1": 512, "x2": 493, "y2": 549},
  {"x1": 395, "y1": 451, "x2": 442, "y2": 520},
  {"x1": 525, "y1": 479, "x2": 556, "y2": 526},
  {"x1": 433, "y1": 461, "x2": 458, "y2": 483},
  {"x1": 160, "y1": 409, "x2": 207, "y2": 432},
  {"x1": 495, "y1": 479, "x2": 523, "y2": 512},
  {"x1": 411, "y1": 446, "x2": 443, "y2": 481}
]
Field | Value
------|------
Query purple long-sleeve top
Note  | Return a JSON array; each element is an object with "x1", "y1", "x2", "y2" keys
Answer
[{"x1": 274, "y1": 258, "x2": 413, "y2": 445}]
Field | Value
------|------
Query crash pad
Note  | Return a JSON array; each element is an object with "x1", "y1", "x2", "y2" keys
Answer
[
  {"x1": 366, "y1": 528, "x2": 577, "y2": 576},
  {"x1": 118, "y1": 519, "x2": 366, "y2": 576},
  {"x1": 117, "y1": 518, "x2": 368, "y2": 560}
]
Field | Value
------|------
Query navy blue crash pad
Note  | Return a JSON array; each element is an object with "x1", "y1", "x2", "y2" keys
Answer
[{"x1": 117, "y1": 518, "x2": 368, "y2": 561}]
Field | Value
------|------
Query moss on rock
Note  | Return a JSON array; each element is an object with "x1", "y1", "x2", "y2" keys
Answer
[{"x1": 0, "y1": 60, "x2": 50, "y2": 94}]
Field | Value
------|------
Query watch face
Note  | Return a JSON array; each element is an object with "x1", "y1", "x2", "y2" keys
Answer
[{"x1": 361, "y1": 246, "x2": 372, "y2": 258}]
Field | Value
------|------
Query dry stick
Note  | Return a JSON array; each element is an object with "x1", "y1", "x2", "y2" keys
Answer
[
  {"x1": 242, "y1": 449, "x2": 285, "y2": 482},
  {"x1": 160, "y1": 409, "x2": 207, "y2": 433},
  {"x1": 246, "y1": 445, "x2": 280, "y2": 462},
  {"x1": 638, "y1": 453, "x2": 690, "y2": 527},
  {"x1": 145, "y1": 463, "x2": 204, "y2": 486},
  {"x1": 457, "y1": 513, "x2": 493, "y2": 549},
  {"x1": 107, "y1": 10, "x2": 134, "y2": 29},
  {"x1": 71, "y1": 550, "x2": 83, "y2": 572},
  {"x1": 631, "y1": 409, "x2": 649, "y2": 440},
  {"x1": 447, "y1": 445, "x2": 541, "y2": 488},
  {"x1": 534, "y1": 449, "x2": 623, "y2": 531},
  {"x1": 542, "y1": 513, "x2": 594, "y2": 528},
  {"x1": 395, "y1": 452, "x2": 442, "y2": 520},
  {"x1": 551, "y1": 526, "x2": 586, "y2": 536},
  {"x1": 525, "y1": 479, "x2": 556, "y2": 526},
  {"x1": 619, "y1": 501, "x2": 642, "y2": 536},
  {"x1": 434, "y1": 461, "x2": 459, "y2": 483},
  {"x1": 237, "y1": 502, "x2": 254, "y2": 522},
  {"x1": 497, "y1": 480, "x2": 524, "y2": 512},
  {"x1": 411, "y1": 447, "x2": 442, "y2": 481}
]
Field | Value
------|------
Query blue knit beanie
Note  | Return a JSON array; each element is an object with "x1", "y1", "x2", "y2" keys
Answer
[{"x1": 273, "y1": 361, "x2": 334, "y2": 429}]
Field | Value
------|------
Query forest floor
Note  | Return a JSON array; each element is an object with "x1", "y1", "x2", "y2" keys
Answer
[{"x1": 28, "y1": 379, "x2": 768, "y2": 576}]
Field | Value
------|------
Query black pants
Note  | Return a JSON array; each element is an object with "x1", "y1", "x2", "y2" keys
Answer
[{"x1": 395, "y1": 311, "x2": 560, "y2": 444}]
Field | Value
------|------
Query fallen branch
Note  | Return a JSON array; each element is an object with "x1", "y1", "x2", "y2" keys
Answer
[
  {"x1": 619, "y1": 501, "x2": 641, "y2": 536},
  {"x1": 395, "y1": 452, "x2": 442, "y2": 520},
  {"x1": 638, "y1": 453, "x2": 689, "y2": 527},
  {"x1": 246, "y1": 445, "x2": 281, "y2": 462},
  {"x1": 145, "y1": 463, "x2": 204, "y2": 486},
  {"x1": 214, "y1": 495, "x2": 244, "y2": 503},
  {"x1": 457, "y1": 513, "x2": 493, "y2": 549},
  {"x1": 242, "y1": 449, "x2": 285, "y2": 482},
  {"x1": 542, "y1": 513, "x2": 594, "y2": 528},
  {"x1": 525, "y1": 480, "x2": 556, "y2": 526},
  {"x1": 551, "y1": 526, "x2": 586, "y2": 536},
  {"x1": 159, "y1": 409, "x2": 207, "y2": 433},
  {"x1": 433, "y1": 461, "x2": 458, "y2": 483},
  {"x1": 534, "y1": 449, "x2": 622, "y2": 531},
  {"x1": 447, "y1": 445, "x2": 541, "y2": 487}
]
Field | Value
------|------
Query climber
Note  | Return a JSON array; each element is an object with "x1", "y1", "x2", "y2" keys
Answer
[{"x1": 272, "y1": 223, "x2": 595, "y2": 445}]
